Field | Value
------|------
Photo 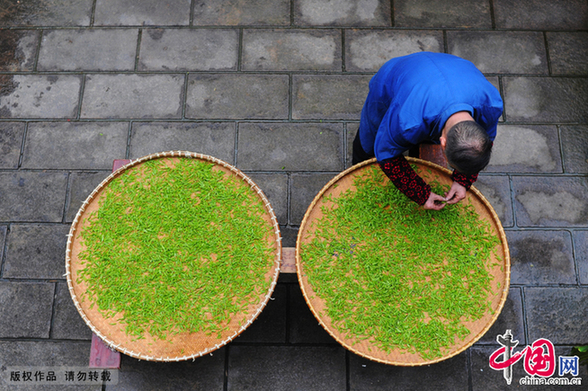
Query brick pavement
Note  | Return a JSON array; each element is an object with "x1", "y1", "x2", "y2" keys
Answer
[{"x1": 0, "y1": 0, "x2": 587, "y2": 390}]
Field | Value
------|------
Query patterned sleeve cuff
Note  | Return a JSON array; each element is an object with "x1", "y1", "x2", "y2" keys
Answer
[
  {"x1": 451, "y1": 171, "x2": 478, "y2": 190},
  {"x1": 379, "y1": 156, "x2": 431, "y2": 206}
]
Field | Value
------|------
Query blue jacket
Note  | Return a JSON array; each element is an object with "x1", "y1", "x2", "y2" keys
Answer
[{"x1": 359, "y1": 52, "x2": 503, "y2": 161}]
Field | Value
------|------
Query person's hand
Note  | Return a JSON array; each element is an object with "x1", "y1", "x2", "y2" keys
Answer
[
  {"x1": 423, "y1": 192, "x2": 447, "y2": 210},
  {"x1": 444, "y1": 182, "x2": 467, "y2": 205}
]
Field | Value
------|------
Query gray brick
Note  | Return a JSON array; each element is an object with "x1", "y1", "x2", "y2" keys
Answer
[
  {"x1": 394, "y1": 0, "x2": 491, "y2": 28},
  {"x1": 3, "y1": 224, "x2": 69, "y2": 279},
  {"x1": 22, "y1": 122, "x2": 128, "y2": 169},
  {"x1": 0, "y1": 29, "x2": 39, "y2": 71},
  {"x1": 488, "y1": 125, "x2": 562, "y2": 173},
  {"x1": 81, "y1": 74, "x2": 184, "y2": 119},
  {"x1": 280, "y1": 225, "x2": 298, "y2": 248},
  {"x1": 242, "y1": 29, "x2": 342, "y2": 71},
  {"x1": 470, "y1": 345, "x2": 528, "y2": 390},
  {"x1": 0, "y1": 0, "x2": 93, "y2": 27},
  {"x1": 235, "y1": 285, "x2": 287, "y2": 343},
  {"x1": 292, "y1": 75, "x2": 370, "y2": 120},
  {"x1": 246, "y1": 173, "x2": 288, "y2": 225},
  {"x1": 186, "y1": 74, "x2": 289, "y2": 119},
  {"x1": 288, "y1": 285, "x2": 336, "y2": 344},
  {"x1": 474, "y1": 175, "x2": 513, "y2": 227},
  {"x1": 0, "y1": 171, "x2": 68, "y2": 223},
  {"x1": 345, "y1": 30, "x2": 443, "y2": 72},
  {"x1": 228, "y1": 345, "x2": 346, "y2": 391},
  {"x1": 290, "y1": 173, "x2": 336, "y2": 225},
  {"x1": 547, "y1": 32, "x2": 588, "y2": 76},
  {"x1": 51, "y1": 282, "x2": 92, "y2": 340},
  {"x1": 560, "y1": 125, "x2": 588, "y2": 174},
  {"x1": 114, "y1": 350, "x2": 225, "y2": 391},
  {"x1": 38, "y1": 29, "x2": 138, "y2": 71},
  {"x1": 93, "y1": 0, "x2": 191, "y2": 26},
  {"x1": 447, "y1": 31, "x2": 548, "y2": 75},
  {"x1": 294, "y1": 0, "x2": 391, "y2": 27},
  {"x1": 494, "y1": 0, "x2": 588, "y2": 30},
  {"x1": 507, "y1": 230, "x2": 576, "y2": 285},
  {"x1": 0, "y1": 340, "x2": 93, "y2": 367},
  {"x1": 349, "y1": 351, "x2": 468, "y2": 391},
  {"x1": 525, "y1": 287, "x2": 588, "y2": 344},
  {"x1": 574, "y1": 231, "x2": 588, "y2": 285},
  {"x1": 193, "y1": 0, "x2": 290, "y2": 26},
  {"x1": 129, "y1": 122, "x2": 235, "y2": 163},
  {"x1": 0, "y1": 226, "x2": 5, "y2": 264},
  {"x1": 0, "y1": 282, "x2": 54, "y2": 338},
  {"x1": 66, "y1": 172, "x2": 111, "y2": 223},
  {"x1": 512, "y1": 176, "x2": 588, "y2": 227},
  {"x1": 477, "y1": 288, "x2": 525, "y2": 345},
  {"x1": 346, "y1": 122, "x2": 359, "y2": 168},
  {"x1": 139, "y1": 29, "x2": 238, "y2": 71},
  {"x1": 237, "y1": 122, "x2": 344, "y2": 172},
  {"x1": 0, "y1": 75, "x2": 81, "y2": 119},
  {"x1": 503, "y1": 77, "x2": 588, "y2": 123},
  {"x1": 0, "y1": 122, "x2": 24, "y2": 169}
]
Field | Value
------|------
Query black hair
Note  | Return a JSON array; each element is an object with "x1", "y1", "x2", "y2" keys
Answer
[{"x1": 444, "y1": 121, "x2": 492, "y2": 175}]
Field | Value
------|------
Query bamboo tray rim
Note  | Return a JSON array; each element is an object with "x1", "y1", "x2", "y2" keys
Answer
[
  {"x1": 295, "y1": 157, "x2": 511, "y2": 366},
  {"x1": 65, "y1": 151, "x2": 282, "y2": 362}
]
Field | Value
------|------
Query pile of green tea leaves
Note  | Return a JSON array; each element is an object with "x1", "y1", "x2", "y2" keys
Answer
[
  {"x1": 300, "y1": 165, "x2": 501, "y2": 360},
  {"x1": 77, "y1": 158, "x2": 276, "y2": 341}
]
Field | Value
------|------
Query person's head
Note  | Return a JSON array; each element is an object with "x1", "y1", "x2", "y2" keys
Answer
[{"x1": 441, "y1": 121, "x2": 492, "y2": 175}]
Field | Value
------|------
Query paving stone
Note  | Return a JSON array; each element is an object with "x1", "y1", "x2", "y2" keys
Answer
[
  {"x1": 503, "y1": 77, "x2": 588, "y2": 123},
  {"x1": 506, "y1": 230, "x2": 576, "y2": 285},
  {"x1": 349, "y1": 351, "x2": 468, "y2": 390},
  {"x1": 294, "y1": 0, "x2": 391, "y2": 26},
  {"x1": 81, "y1": 74, "x2": 184, "y2": 119},
  {"x1": 478, "y1": 288, "x2": 525, "y2": 345},
  {"x1": 0, "y1": 225, "x2": 5, "y2": 261},
  {"x1": 474, "y1": 175, "x2": 513, "y2": 227},
  {"x1": 3, "y1": 224, "x2": 69, "y2": 279},
  {"x1": 110, "y1": 352, "x2": 225, "y2": 391},
  {"x1": 245, "y1": 173, "x2": 288, "y2": 225},
  {"x1": 470, "y1": 345, "x2": 532, "y2": 390},
  {"x1": 65, "y1": 172, "x2": 111, "y2": 223},
  {"x1": 547, "y1": 32, "x2": 588, "y2": 76},
  {"x1": 292, "y1": 74, "x2": 371, "y2": 120},
  {"x1": 0, "y1": 122, "x2": 24, "y2": 168},
  {"x1": 0, "y1": 282, "x2": 54, "y2": 338},
  {"x1": 290, "y1": 173, "x2": 337, "y2": 225},
  {"x1": 573, "y1": 230, "x2": 588, "y2": 285},
  {"x1": 447, "y1": 31, "x2": 548, "y2": 75},
  {"x1": 345, "y1": 29, "x2": 442, "y2": 72},
  {"x1": 51, "y1": 282, "x2": 93, "y2": 340},
  {"x1": 94, "y1": 0, "x2": 191, "y2": 26},
  {"x1": 0, "y1": 29, "x2": 38, "y2": 71},
  {"x1": 493, "y1": 0, "x2": 588, "y2": 30},
  {"x1": 129, "y1": 122, "x2": 235, "y2": 163},
  {"x1": 561, "y1": 125, "x2": 588, "y2": 175},
  {"x1": 138, "y1": 29, "x2": 238, "y2": 71},
  {"x1": 512, "y1": 176, "x2": 588, "y2": 227},
  {"x1": 0, "y1": 171, "x2": 68, "y2": 222},
  {"x1": 234, "y1": 284, "x2": 287, "y2": 343},
  {"x1": 279, "y1": 225, "x2": 298, "y2": 248},
  {"x1": 237, "y1": 122, "x2": 344, "y2": 172},
  {"x1": 38, "y1": 29, "x2": 138, "y2": 72},
  {"x1": 288, "y1": 284, "x2": 336, "y2": 344},
  {"x1": 22, "y1": 122, "x2": 128, "y2": 169},
  {"x1": 394, "y1": 0, "x2": 491, "y2": 28},
  {"x1": 0, "y1": 75, "x2": 81, "y2": 118},
  {"x1": 525, "y1": 287, "x2": 588, "y2": 344},
  {"x1": 193, "y1": 0, "x2": 290, "y2": 26},
  {"x1": 242, "y1": 29, "x2": 342, "y2": 71},
  {"x1": 487, "y1": 125, "x2": 562, "y2": 173},
  {"x1": 0, "y1": 0, "x2": 93, "y2": 27},
  {"x1": 185, "y1": 74, "x2": 289, "y2": 120},
  {"x1": 346, "y1": 122, "x2": 359, "y2": 168},
  {"x1": 228, "y1": 345, "x2": 346, "y2": 391}
]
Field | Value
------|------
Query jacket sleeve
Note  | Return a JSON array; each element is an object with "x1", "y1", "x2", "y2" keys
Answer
[{"x1": 379, "y1": 156, "x2": 431, "y2": 206}]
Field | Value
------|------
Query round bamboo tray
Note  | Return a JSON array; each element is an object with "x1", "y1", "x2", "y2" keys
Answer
[
  {"x1": 66, "y1": 151, "x2": 281, "y2": 362},
  {"x1": 296, "y1": 157, "x2": 510, "y2": 366}
]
